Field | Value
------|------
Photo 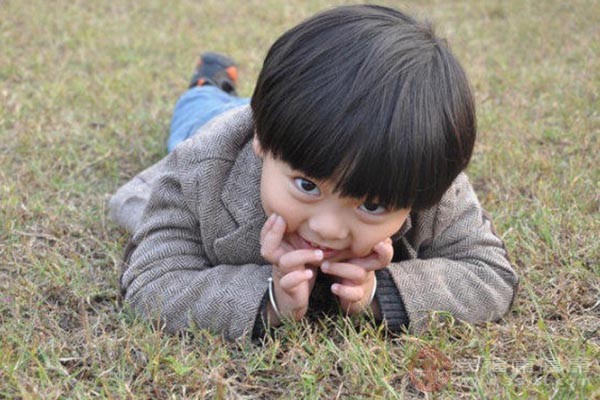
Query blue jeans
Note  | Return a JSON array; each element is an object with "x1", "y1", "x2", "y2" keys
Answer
[{"x1": 168, "y1": 85, "x2": 250, "y2": 152}]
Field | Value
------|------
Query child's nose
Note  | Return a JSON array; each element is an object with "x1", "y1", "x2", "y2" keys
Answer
[{"x1": 308, "y1": 211, "x2": 349, "y2": 241}]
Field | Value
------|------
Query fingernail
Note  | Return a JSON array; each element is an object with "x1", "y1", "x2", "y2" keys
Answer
[
  {"x1": 305, "y1": 269, "x2": 313, "y2": 278},
  {"x1": 331, "y1": 283, "x2": 339, "y2": 294},
  {"x1": 321, "y1": 261, "x2": 329, "y2": 271},
  {"x1": 315, "y1": 250, "x2": 323, "y2": 259}
]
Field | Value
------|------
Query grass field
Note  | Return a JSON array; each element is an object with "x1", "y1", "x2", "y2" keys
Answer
[{"x1": 1, "y1": 0, "x2": 599, "y2": 398}]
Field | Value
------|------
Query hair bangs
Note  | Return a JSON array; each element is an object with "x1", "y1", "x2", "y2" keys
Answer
[{"x1": 275, "y1": 80, "x2": 422, "y2": 212}]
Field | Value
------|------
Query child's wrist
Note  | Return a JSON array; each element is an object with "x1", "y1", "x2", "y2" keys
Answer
[
  {"x1": 369, "y1": 298, "x2": 382, "y2": 320},
  {"x1": 267, "y1": 277, "x2": 283, "y2": 326},
  {"x1": 266, "y1": 302, "x2": 282, "y2": 326},
  {"x1": 368, "y1": 274, "x2": 377, "y2": 305},
  {"x1": 361, "y1": 275, "x2": 379, "y2": 317}
]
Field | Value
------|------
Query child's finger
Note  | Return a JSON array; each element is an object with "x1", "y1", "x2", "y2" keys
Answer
[
  {"x1": 260, "y1": 215, "x2": 287, "y2": 261},
  {"x1": 279, "y1": 269, "x2": 314, "y2": 291},
  {"x1": 279, "y1": 249, "x2": 323, "y2": 273},
  {"x1": 349, "y1": 240, "x2": 394, "y2": 271},
  {"x1": 259, "y1": 213, "x2": 278, "y2": 242},
  {"x1": 346, "y1": 253, "x2": 379, "y2": 271},
  {"x1": 374, "y1": 239, "x2": 394, "y2": 263},
  {"x1": 331, "y1": 282, "x2": 364, "y2": 303},
  {"x1": 260, "y1": 214, "x2": 284, "y2": 245},
  {"x1": 321, "y1": 261, "x2": 367, "y2": 282}
]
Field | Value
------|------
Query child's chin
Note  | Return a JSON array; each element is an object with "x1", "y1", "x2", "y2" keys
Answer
[{"x1": 324, "y1": 251, "x2": 353, "y2": 263}]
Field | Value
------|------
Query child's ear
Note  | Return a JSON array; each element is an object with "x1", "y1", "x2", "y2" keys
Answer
[{"x1": 252, "y1": 134, "x2": 264, "y2": 157}]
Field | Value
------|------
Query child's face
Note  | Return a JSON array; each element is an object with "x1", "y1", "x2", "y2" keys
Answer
[{"x1": 254, "y1": 139, "x2": 410, "y2": 262}]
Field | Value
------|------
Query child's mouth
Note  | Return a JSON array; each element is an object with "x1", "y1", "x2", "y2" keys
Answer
[{"x1": 291, "y1": 234, "x2": 340, "y2": 259}]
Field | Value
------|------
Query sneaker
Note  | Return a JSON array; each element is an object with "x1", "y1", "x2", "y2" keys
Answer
[{"x1": 188, "y1": 52, "x2": 239, "y2": 95}]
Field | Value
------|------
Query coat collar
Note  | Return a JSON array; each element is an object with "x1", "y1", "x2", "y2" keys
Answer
[
  {"x1": 220, "y1": 133, "x2": 266, "y2": 227},
  {"x1": 212, "y1": 110, "x2": 267, "y2": 265},
  {"x1": 397, "y1": 215, "x2": 412, "y2": 238}
]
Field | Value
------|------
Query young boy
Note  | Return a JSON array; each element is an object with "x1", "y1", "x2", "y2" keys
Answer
[{"x1": 110, "y1": 5, "x2": 518, "y2": 341}]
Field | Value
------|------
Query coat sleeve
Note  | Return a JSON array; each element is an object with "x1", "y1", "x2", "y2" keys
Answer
[
  {"x1": 108, "y1": 158, "x2": 167, "y2": 233},
  {"x1": 119, "y1": 146, "x2": 271, "y2": 341},
  {"x1": 378, "y1": 174, "x2": 518, "y2": 333}
]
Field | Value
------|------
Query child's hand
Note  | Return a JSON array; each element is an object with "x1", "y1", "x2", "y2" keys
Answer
[
  {"x1": 321, "y1": 238, "x2": 393, "y2": 316},
  {"x1": 260, "y1": 214, "x2": 323, "y2": 325}
]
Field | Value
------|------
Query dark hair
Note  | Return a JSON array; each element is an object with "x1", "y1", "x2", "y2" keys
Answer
[{"x1": 251, "y1": 5, "x2": 476, "y2": 210}]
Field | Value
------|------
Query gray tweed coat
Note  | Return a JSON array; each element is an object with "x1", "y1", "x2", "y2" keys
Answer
[{"x1": 110, "y1": 106, "x2": 518, "y2": 341}]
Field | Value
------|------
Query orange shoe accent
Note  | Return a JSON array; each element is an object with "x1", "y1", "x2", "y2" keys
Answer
[
  {"x1": 225, "y1": 66, "x2": 238, "y2": 84},
  {"x1": 197, "y1": 78, "x2": 206, "y2": 86}
]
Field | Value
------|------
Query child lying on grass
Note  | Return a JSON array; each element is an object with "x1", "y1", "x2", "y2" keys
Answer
[{"x1": 110, "y1": 5, "x2": 518, "y2": 341}]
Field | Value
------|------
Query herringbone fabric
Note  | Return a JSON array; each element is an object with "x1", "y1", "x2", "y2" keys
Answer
[{"x1": 112, "y1": 105, "x2": 518, "y2": 340}]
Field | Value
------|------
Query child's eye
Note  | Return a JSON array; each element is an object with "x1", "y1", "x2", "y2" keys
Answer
[
  {"x1": 359, "y1": 201, "x2": 387, "y2": 215},
  {"x1": 293, "y1": 177, "x2": 321, "y2": 196}
]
